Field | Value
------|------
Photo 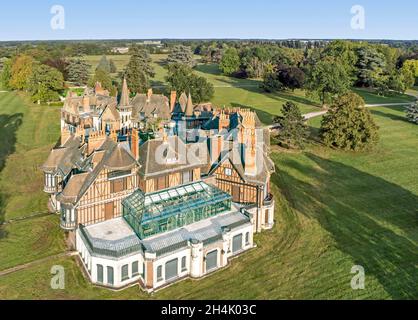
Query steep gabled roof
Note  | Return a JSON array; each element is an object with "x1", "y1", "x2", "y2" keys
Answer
[{"x1": 138, "y1": 136, "x2": 206, "y2": 178}]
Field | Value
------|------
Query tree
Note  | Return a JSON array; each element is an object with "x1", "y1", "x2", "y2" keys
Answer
[
  {"x1": 165, "y1": 63, "x2": 214, "y2": 103},
  {"x1": 66, "y1": 57, "x2": 91, "y2": 86},
  {"x1": 406, "y1": 103, "x2": 418, "y2": 124},
  {"x1": 273, "y1": 102, "x2": 309, "y2": 149},
  {"x1": 306, "y1": 56, "x2": 352, "y2": 106},
  {"x1": 96, "y1": 55, "x2": 111, "y2": 73},
  {"x1": 320, "y1": 92, "x2": 379, "y2": 151},
  {"x1": 125, "y1": 47, "x2": 155, "y2": 93},
  {"x1": 89, "y1": 68, "x2": 117, "y2": 96},
  {"x1": 402, "y1": 59, "x2": 418, "y2": 85},
  {"x1": 219, "y1": 48, "x2": 240, "y2": 75},
  {"x1": 278, "y1": 66, "x2": 305, "y2": 91},
  {"x1": 262, "y1": 71, "x2": 283, "y2": 93},
  {"x1": 9, "y1": 54, "x2": 35, "y2": 90},
  {"x1": 0, "y1": 58, "x2": 12, "y2": 89},
  {"x1": 109, "y1": 59, "x2": 117, "y2": 73},
  {"x1": 28, "y1": 64, "x2": 64, "y2": 103},
  {"x1": 167, "y1": 45, "x2": 196, "y2": 68},
  {"x1": 44, "y1": 58, "x2": 69, "y2": 80},
  {"x1": 356, "y1": 45, "x2": 386, "y2": 87}
]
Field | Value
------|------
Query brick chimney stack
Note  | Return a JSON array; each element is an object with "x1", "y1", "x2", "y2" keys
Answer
[
  {"x1": 147, "y1": 88, "x2": 153, "y2": 102},
  {"x1": 170, "y1": 91, "x2": 177, "y2": 112},
  {"x1": 130, "y1": 128, "x2": 139, "y2": 160}
]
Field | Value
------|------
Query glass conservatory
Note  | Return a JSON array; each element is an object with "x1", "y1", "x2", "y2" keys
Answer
[{"x1": 122, "y1": 181, "x2": 232, "y2": 239}]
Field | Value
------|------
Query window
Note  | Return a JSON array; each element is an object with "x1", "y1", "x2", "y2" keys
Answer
[
  {"x1": 107, "y1": 266, "x2": 114, "y2": 286},
  {"x1": 97, "y1": 265, "x2": 103, "y2": 283},
  {"x1": 224, "y1": 168, "x2": 232, "y2": 176},
  {"x1": 110, "y1": 178, "x2": 127, "y2": 193},
  {"x1": 232, "y1": 234, "x2": 243, "y2": 253},
  {"x1": 182, "y1": 171, "x2": 192, "y2": 184},
  {"x1": 245, "y1": 232, "x2": 250, "y2": 245},
  {"x1": 121, "y1": 264, "x2": 129, "y2": 281},
  {"x1": 157, "y1": 266, "x2": 163, "y2": 282},
  {"x1": 165, "y1": 259, "x2": 179, "y2": 281},
  {"x1": 132, "y1": 261, "x2": 139, "y2": 277},
  {"x1": 206, "y1": 250, "x2": 218, "y2": 271},
  {"x1": 181, "y1": 257, "x2": 187, "y2": 272}
]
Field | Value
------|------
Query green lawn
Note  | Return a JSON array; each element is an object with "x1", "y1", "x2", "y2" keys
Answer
[
  {"x1": 353, "y1": 88, "x2": 416, "y2": 104},
  {"x1": 0, "y1": 104, "x2": 416, "y2": 299},
  {"x1": 0, "y1": 92, "x2": 61, "y2": 221}
]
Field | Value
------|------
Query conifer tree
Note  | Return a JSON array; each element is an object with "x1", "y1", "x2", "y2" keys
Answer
[
  {"x1": 66, "y1": 56, "x2": 90, "y2": 86},
  {"x1": 406, "y1": 103, "x2": 418, "y2": 124},
  {"x1": 273, "y1": 102, "x2": 309, "y2": 149},
  {"x1": 125, "y1": 47, "x2": 155, "y2": 93},
  {"x1": 167, "y1": 45, "x2": 196, "y2": 68}
]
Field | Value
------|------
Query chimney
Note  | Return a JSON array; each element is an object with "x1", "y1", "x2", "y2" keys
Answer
[
  {"x1": 82, "y1": 95, "x2": 90, "y2": 113},
  {"x1": 170, "y1": 91, "x2": 177, "y2": 112},
  {"x1": 210, "y1": 135, "x2": 224, "y2": 164},
  {"x1": 87, "y1": 130, "x2": 107, "y2": 154},
  {"x1": 219, "y1": 111, "x2": 230, "y2": 131},
  {"x1": 110, "y1": 130, "x2": 118, "y2": 143},
  {"x1": 147, "y1": 88, "x2": 153, "y2": 102},
  {"x1": 130, "y1": 128, "x2": 139, "y2": 160},
  {"x1": 244, "y1": 143, "x2": 257, "y2": 176}
]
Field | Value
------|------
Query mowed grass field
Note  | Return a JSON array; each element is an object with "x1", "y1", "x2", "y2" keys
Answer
[
  {"x1": 84, "y1": 54, "x2": 415, "y2": 125},
  {"x1": 0, "y1": 86, "x2": 416, "y2": 299}
]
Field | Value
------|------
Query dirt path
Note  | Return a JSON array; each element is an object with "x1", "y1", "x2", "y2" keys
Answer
[{"x1": 0, "y1": 251, "x2": 77, "y2": 277}]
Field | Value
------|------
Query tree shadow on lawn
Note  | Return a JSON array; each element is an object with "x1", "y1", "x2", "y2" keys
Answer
[
  {"x1": 194, "y1": 63, "x2": 222, "y2": 76},
  {"x1": 274, "y1": 152, "x2": 418, "y2": 299},
  {"x1": 0, "y1": 113, "x2": 23, "y2": 239},
  {"x1": 370, "y1": 106, "x2": 411, "y2": 124}
]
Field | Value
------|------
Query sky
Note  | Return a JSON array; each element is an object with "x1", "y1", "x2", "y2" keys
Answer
[{"x1": 0, "y1": 0, "x2": 417, "y2": 41}]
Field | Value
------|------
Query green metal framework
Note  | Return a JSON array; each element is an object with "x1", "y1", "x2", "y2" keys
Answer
[{"x1": 122, "y1": 181, "x2": 232, "y2": 239}]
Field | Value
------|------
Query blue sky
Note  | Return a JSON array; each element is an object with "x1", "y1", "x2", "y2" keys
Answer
[{"x1": 0, "y1": 0, "x2": 417, "y2": 41}]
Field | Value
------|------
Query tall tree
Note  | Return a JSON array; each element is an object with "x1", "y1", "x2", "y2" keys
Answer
[
  {"x1": 9, "y1": 54, "x2": 35, "y2": 90},
  {"x1": 0, "y1": 58, "x2": 12, "y2": 90},
  {"x1": 28, "y1": 64, "x2": 64, "y2": 103},
  {"x1": 273, "y1": 102, "x2": 309, "y2": 149},
  {"x1": 320, "y1": 92, "x2": 379, "y2": 151},
  {"x1": 356, "y1": 45, "x2": 386, "y2": 87},
  {"x1": 277, "y1": 66, "x2": 305, "y2": 91},
  {"x1": 66, "y1": 57, "x2": 91, "y2": 86},
  {"x1": 219, "y1": 48, "x2": 240, "y2": 75},
  {"x1": 44, "y1": 57, "x2": 69, "y2": 80},
  {"x1": 167, "y1": 45, "x2": 196, "y2": 68},
  {"x1": 89, "y1": 68, "x2": 117, "y2": 96},
  {"x1": 306, "y1": 56, "x2": 352, "y2": 106},
  {"x1": 96, "y1": 55, "x2": 111, "y2": 73},
  {"x1": 165, "y1": 63, "x2": 214, "y2": 103},
  {"x1": 125, "y1": 47, "x2": 155, "y2": 93}
]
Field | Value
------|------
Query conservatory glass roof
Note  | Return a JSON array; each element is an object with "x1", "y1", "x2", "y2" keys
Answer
[{"x1": 122, "y1": 181, "x2": 232, "y2": 239}]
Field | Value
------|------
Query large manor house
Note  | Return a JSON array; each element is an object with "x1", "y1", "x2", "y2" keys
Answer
[{"x1": 42, "y1": 79, "x2": 275, "y2": 292}]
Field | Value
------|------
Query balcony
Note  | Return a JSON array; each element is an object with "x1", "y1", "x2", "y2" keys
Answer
[
  {"x1": 44, "y1": 185, "x2": 57, "y2": 194},
  {"x1": 263, "y1": 193, "x2": 274, "y2": 207}
]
